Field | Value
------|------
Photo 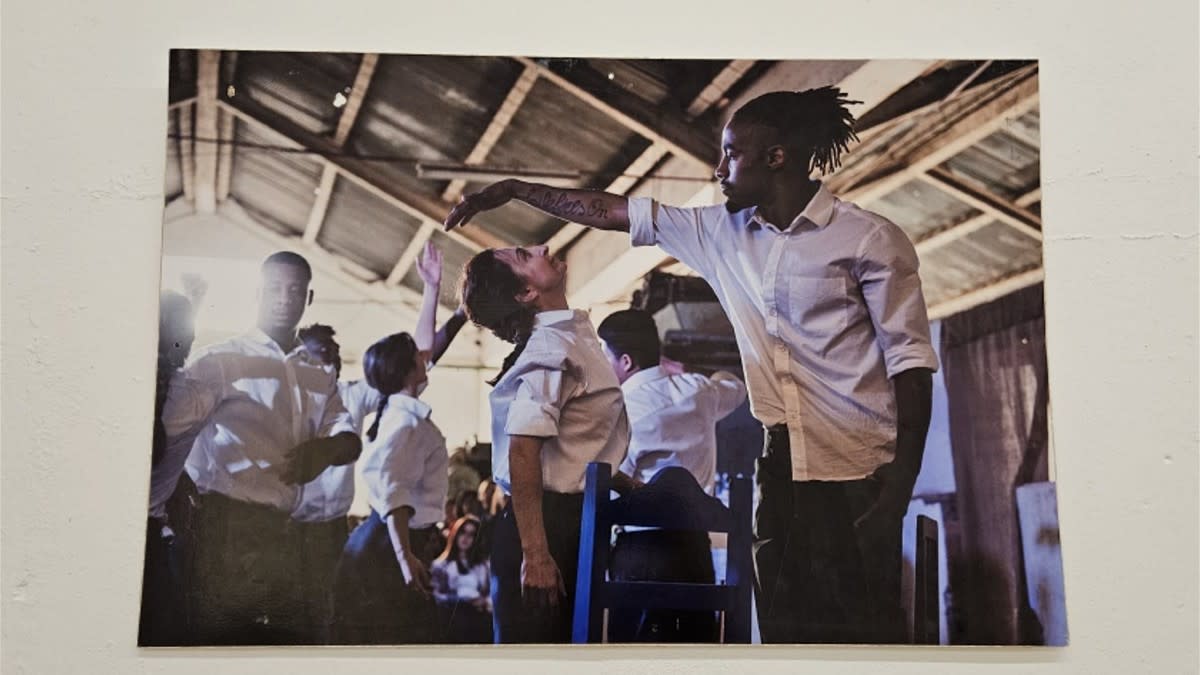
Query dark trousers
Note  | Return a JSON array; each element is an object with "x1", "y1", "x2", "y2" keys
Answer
[
  {"x1": 138, "y1": 518, "x2": 184, "y2": 646},
  {"x1": 189, "y1": 493, "x2": 308, "y2": 645},
  {"x1": 608, "y1": 529, "x2": 719, "y2": 643},
  {"x1": 329, "y1": 512, "x2": 439, "y2": 645},
  {"x1": 294, "y1": 516, "x2": 349, "y2": 644},
  {"x1": 753, "y1": 425, "x2": 905, "y2": 644},
  {"x1": 490, "y1": 492, "x2": 583, "y2": 644}
]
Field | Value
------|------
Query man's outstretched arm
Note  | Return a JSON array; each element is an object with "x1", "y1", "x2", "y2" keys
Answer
[{"x1": 444, "y1": 179, "x2": 630, "y2": 234}]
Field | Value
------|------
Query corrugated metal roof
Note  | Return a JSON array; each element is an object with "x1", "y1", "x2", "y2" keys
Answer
[
  {"x1": 228, "y1": 120, "x2": 323, "y2": 237},
  {"x1": 234, "y1": 51, "x2": 361, "y2": 137},
  {"x1": 866, "y1": 178, "x2": 981, "y2": 241},
  {"x1": 398, "y1": 230, "x2": 476, "y2": 308},
  {"x1": 318, "y1": 177, "x2": 423, "y2": 278},
  {"x1": 919, "y1": 220, "x2": 1042, "y2": 305}
]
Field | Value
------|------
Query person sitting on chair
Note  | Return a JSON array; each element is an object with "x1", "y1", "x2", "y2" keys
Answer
[{"x1": 597, "y1": 308, "x2": 747, "y2": 643}]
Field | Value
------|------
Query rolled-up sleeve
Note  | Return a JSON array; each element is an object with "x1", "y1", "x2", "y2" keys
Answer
[
  {"x1": 504, "y1": 368, "x2": 566, "y2": 438},
  {"x1": 628, "y1": 197, "x2": 716, "y2": 278},
  {"x1": 709, "y1": 370, "x2": 749, "y2": 419},
  {"x1": 856, "y1": 222, "x2": 940, "y2": 377}
]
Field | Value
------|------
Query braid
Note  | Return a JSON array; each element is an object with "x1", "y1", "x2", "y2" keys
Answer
[
  {"x1": 365, "y1": 396, "x2": 389, "y2": 442},
  {"x1": 731, "y1": 86, "x2": 861, "y2": 175}
]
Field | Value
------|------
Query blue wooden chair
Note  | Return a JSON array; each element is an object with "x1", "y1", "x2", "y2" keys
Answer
[{"x1": 571, "y1": 462, "x2": 754, "y2": 643}]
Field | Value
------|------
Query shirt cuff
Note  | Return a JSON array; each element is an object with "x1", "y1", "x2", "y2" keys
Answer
[
  {"x1": 628, "y1": 196, "x2": 657, "y2": 247},
  {"x1": 884, "y1": 344, "x2": 940, "y2": 378},
  {"x1": 374, "y1": 485, "x2": 416, "y2": 519},
  {"x1": 504, "y1": 399, "x2": 560, "y2": 438}
]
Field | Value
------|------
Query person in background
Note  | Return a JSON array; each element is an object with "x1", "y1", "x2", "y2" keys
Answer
[
  {"x1": 430, "y1": 515, "x2": 493, "y2": 643},
  {"x1": 295, "y1": 243, "x2": 469, "y2": 642},
  {"x1": 597, "y1": 308, "x2": 747, "y2": 643},
  {"x1": 329, "y1": 245, "x2": 455, "y2": 644},
  {"x1": 182, "y1": 251, "x2": 360, "y2": 645},
  {"x1": 139, "y1": 291, "x2": 220, "y2": 646},
  {"x1": 460, "y1": 244, "x2": 631, "y2": 643}
]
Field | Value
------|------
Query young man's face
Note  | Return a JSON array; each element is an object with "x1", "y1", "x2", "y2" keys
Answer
[
  {"x1": 257, "y1": 263, "x2": 311, "y2": 335},
  {"x1": 715, "y1": 120, "x2": 775, "y2": 213}
]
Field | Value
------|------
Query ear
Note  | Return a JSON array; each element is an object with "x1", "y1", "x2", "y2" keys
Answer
[
  {"x1": 766, "y1": 144, "x2": 786, "y2": 170},
  {"x1": 619, "y1": 353, "x2": 635, "y2": 374},
  {"x1": 514, "y1": 285, "x2": 538, "y2": 306}
]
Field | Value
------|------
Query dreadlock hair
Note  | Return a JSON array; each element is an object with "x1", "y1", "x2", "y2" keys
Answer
[
  {"x1": 597, "y1": 309, "x2": 661, "y2": 370},
  {"x1": 729, "y1": 86, "x2": 861, "y2": 175},
  {"x1": 362, "y1": 332, "x2": 419, "y2": 442},
  {"x1": 460, "y1": 249, "x2": 538, "y2": 386}
]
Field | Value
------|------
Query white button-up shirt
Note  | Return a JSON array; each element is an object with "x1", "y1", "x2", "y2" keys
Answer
[
  {"x1": 489, "y1": 309, "x2": 630, "y2": 494},
  {"x1": 149, "y1": 371, "x2": 222, "y2": 519},
  {"x1": 629, "y1": 184, "x2": 939, "y2": 481},
  {"x1": 618, "y1": 367, "x2": 747, "y2": 493},
  {"x1": 290, "y1": 379, "x2": 382, "y2": 523},
  {"x1": 183, "y1": 330, "x2": 357, "y2": 512},
  {"x1": 359, "y1": 393, "x2": 449, "y2": 529}
]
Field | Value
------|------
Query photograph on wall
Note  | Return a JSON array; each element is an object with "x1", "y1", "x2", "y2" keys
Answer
[{"x1": 140, "y1": 50, "x2": 1066, "y2": 647}]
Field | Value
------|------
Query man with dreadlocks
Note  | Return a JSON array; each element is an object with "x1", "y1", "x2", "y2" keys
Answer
[{"x1": 445, "y1": 87, "x2": 938, "y2": 644}]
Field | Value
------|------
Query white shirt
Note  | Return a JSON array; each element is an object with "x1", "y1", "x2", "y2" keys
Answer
[
  {"x1": 618, "y1": 367, "x2": 747, "y2": 492},
  {"x1": 489, "y1": 309, "x2": 630, "y2": 494},
  {"x1": 149, "y1": 371, "x2": 222, "y2": 519},
  {"x1": 183, "y1": 330, "x2": 357, "y2": 512},
  {"x1": 629, "y1": 184, "x2": 939, "y2": 481},
  {"x1": 431, "y1": 559, "x2": 490, "y2": 607},
  {"x1": 290, "y1": 379, "x2": 382, "y2": 523},
  {"x1": 359, "y1": 393, "x2": 449, "y2": 529}
]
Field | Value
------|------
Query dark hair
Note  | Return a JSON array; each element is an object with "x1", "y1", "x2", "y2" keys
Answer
[
  {"x1": 597, "y1": 309, "x2": 661, "y2": 370},
  {"x1": 436, "y1": 515, "x2": 486, "y2": 573},
  {"x1": 361, "y1": 332, "x2": 419, "y2": 442},
  {"x1": 461, "y1": 249, "x2": 537, "y2": 385},
  {"x1": 153, "y1": 291, "x2": 193, "y2": 467},
  {"x1": 262, "y1": 250, "x2": 313, "y2": 281},
  {"x1": 730, "y1": 86, "x2": 861, "y2": 175},
  {"x1": 298, "y1": 323, "x2": 336, "y2": 344}
]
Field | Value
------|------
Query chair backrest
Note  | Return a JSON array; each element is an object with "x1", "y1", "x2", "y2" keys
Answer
[{"x1": 572, "y1": 462, "x2": 753, "y2": 643}]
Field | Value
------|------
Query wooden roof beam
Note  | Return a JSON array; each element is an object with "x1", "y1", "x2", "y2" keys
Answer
[
  {"x1": 333, "y1": 53, "x2": 379, "y2": 148},
  {"x1": 442, "y1": 64, "x2": 540, "y2": 203},
  {"x1": 193, "y1": 50, "x2": 221, "y2": 214}
]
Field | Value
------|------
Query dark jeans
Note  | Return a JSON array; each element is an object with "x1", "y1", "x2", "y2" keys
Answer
[
  {"x1": 138, "y1": 518, "x2": 184, "y2": 646},
  {"x1": 753, "y1": 425, "x2": 905, "y2": 644},
  {"x1": 329, "y1": 512, "x2": 439, "y2": 645},
  {"x1": 294, "y1": 516, "x2": 349, "y2": 644},
  {"x1": 608, "y1": 529, "x2": 719, "y2": 643},
  {"x1": 489, "y1": 492, "x2": 583, "y2": 644},
  {"x1": 189, "y1": 493, "x2": 308, "y2": 645}
]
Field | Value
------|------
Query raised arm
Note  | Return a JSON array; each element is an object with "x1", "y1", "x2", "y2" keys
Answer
[
  {"x1": 444, "y1": 179, "x2": 630, "y2": 234},
  {"x1": 413, "y1": 242, "x2": 441, "y2": 352}
]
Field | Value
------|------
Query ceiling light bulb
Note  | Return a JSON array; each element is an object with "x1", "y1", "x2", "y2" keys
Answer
[{"x1": 333, "y1": 92, "x2": 348, "y2": 108}]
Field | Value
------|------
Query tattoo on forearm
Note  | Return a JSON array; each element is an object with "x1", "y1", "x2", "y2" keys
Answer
[{"x1": 521, "y1": 186, "x2": 609, "y2": 220}]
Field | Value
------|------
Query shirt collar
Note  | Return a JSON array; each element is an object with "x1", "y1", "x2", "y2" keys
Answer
[
  {"x1": 622, "y1": 365, "x2": 669, "y2": 393},
  {"x1": 750, "y1": 182, "x2": 837, "y2": 232},
  {"x1": 246, "y1": 328, "x2": 309, "y2": 359},
  {"x1": 387, "y1": 392, "x2": 433, "y2": 420},
  {"x1": 533, "y1": 308, "x2": 584, "y2": 328}
]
